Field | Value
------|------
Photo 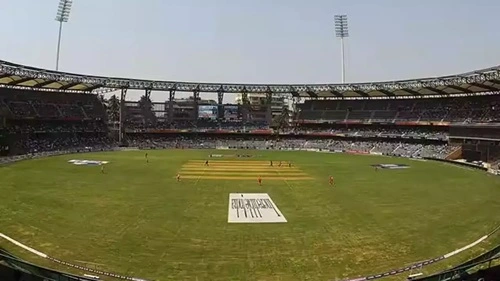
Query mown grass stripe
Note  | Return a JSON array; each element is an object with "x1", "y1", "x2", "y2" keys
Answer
[
  {"x1": 180, "y1": 172, "x2": 309, "y2": 176},
  {"x1": 180, "y1": 168, "x2": 303, "y2": 172},
  {"x1": 188, "y1": 160, "x2": 272, "y2": 163},
  {"x1": 182, "y1": 165, "x2": 300, "y2": 169},
  {"x1": 180, "y1": 171, "x2": 305, "y2": 175},
  {"x1": 178, "y1": 175, "x2": 314, "y2": 180},
  {"x1": 184, "y1": 164, "x2": 273, "y2": 167},
  {"x1": 183, "y1": 164, "x2": 278, "y2": 167}
]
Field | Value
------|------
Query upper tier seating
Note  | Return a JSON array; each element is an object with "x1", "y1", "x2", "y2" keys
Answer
[
  {"x1": 298, "y1": 95, "x2": 500, "y2": 123},
  {"x1": 0, "y1": 88, "x2": 106, "y2": 120}
]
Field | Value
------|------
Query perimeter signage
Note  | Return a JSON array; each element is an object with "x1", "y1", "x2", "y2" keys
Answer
[
  {"x1": 68, "y1": 160, "x2": 109, "y2": 166},
  {"x1": 372, "y1": 164, "x2": 410, "y2": 169},
  {"x1": 228, "y1": 193, "x2": 287, "y2": 223}
]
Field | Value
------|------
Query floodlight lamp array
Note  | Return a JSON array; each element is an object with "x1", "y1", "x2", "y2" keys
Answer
[
  {"x1": 334, "y1": 15, "x2": 349, "y2": 38},
  {"x1": 55, "y1": 0, "x2": 73, "y2": 23}
]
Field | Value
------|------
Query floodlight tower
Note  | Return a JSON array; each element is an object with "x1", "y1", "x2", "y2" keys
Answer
[
  {"x1": 334, "y1": 15, "x2": 349, "y2": 84},
  {"x1": 55, "y1": 0, "x2": 73, "y2": 71}
]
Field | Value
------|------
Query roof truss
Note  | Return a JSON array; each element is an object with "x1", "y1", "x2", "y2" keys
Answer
[
  {"x1": 8, "y1": 77, "x2": 33, "y2": 85},
  {"x1": 0, "y1": 59, "x2": 499, "y2": 97}
]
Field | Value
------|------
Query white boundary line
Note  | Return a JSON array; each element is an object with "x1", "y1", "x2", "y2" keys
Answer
[
  {"x1": 0, "y1": 232, "x2": 148, "y2": 281},
  {"x1": 340, "y1": 229, "x2": 498, "y2": 281},
  {"x1": 443, "y1": 235, "x2": 489, "y2": 258},
  {"x1": 0, "y1": 233, "x2": 47, "y2": 258},
  {"x1": 2, "y1": 223, "x2": 498, "y2": 281}
]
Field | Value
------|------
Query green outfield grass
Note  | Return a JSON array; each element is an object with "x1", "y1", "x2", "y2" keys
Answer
[{"x1": 1, "y1": 149, "x2": 500, "y2": 281}]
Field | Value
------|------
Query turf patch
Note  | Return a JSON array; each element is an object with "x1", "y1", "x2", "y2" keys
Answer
[
  {"x1": 228, "y1": 193, "x2": 287, "y2": 223},
  {"x1": 179, "y1": 175, "x2": 313, "y2": 180},
  {"x1": 179, "y1": 160, "x2": 311, "y2": 180}
]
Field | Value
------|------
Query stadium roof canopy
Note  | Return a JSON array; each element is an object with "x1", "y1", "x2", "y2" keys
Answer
[{"x1": 1, "y1": 59, "x2": 500, "y2": 98}]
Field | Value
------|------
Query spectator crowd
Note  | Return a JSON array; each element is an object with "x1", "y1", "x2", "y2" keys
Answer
[
  {"x1": 126, "y1": 135, "x2": 455, "y2": 159},
  {"x1": 298, "y1": 95, "x2": 500, "y2": 123},
  {"x1": 3, "y1": 87, "x2": 489, "y2": 161}
]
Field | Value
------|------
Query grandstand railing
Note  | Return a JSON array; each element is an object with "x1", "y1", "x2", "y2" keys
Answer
[
  {"x1": 0, "y1": 147, "x2": 117, "y2": 165},
  {"x1": 0, "y1": 249, "x2": 98, "y2": 281},
  {"x1": 413, "y1": 244, "x2": 500, "y2": 281}
]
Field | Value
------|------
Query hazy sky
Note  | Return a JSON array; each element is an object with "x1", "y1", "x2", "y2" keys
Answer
[{"x1": 1, "y1": 0, "x2": 499, "y2": 102}]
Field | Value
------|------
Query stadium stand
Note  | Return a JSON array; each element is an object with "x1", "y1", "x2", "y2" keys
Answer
[
  {"x1": 3, "y1": 88, "x2": 500, "y2": 163},
  {"x1": 1, "y1": 59, "x2": 500, "y2": 280},
  {"x1": 0, "y1": 88, "x2": 109, "y2": 155},
  {"x1": 124, "y1": 134, "x2": 455, "y2": 159},
  {"x1": 297, "y1": 95, "x2": 500, "y2": 123},
  {"x1": 0, "y1": 88, "x2": 105, "y2": 120}
]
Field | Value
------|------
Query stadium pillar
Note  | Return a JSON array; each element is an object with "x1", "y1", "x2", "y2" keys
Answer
[
  {"x1": 242, "y1": 92, "x2": 249, "y2": 103},
  {"x1": 168, "y1": 90, "x2": 175, "y2": 125},
  {"x1": 217, "y1": 90, "x2": 224, "y2": 121},
  {"x1": 266, "y1": 91, "x2": 273, "y2": 126},
  {"x1": 292, "y1": 96, "x2": 299, "y2": 125},
  {"x1": 193, "y1": 90, "x2": 200, "y2": 121},
  {"x1": 119, "y1": 88, "x2": 127, "y2": 144},
  {"x1": 241, "y1": 91, "x2": 249, "y2": 125}
]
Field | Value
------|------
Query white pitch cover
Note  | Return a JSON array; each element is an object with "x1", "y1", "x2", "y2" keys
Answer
[{"x1": 228, "y1": 193, "x2": 287, "y2": 223}]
